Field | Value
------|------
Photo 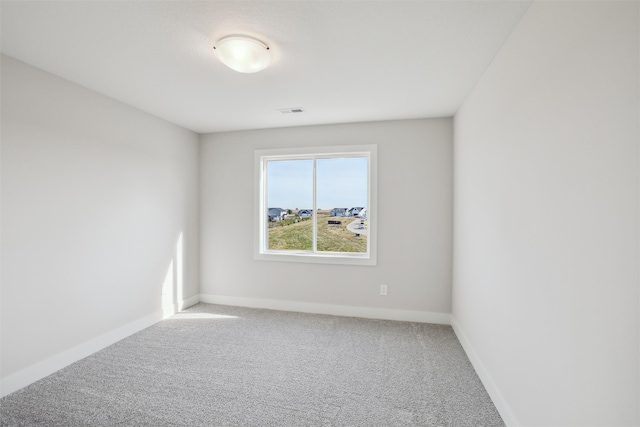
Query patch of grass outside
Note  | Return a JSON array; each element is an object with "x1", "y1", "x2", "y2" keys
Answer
[
  {"x1": 267, "y1": 219, "x2": 313, "y2": 250},
  {"x1": 268, "y1": 216, "x2": 311, "y2": 228},
  {"x1": 267, "y1": 214, "x2": 366, "y2": 253}
]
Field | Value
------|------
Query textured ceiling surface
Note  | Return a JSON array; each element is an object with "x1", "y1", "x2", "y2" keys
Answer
[{"x1": 1, "y1": 1, "x2": 532, "y2": 133}]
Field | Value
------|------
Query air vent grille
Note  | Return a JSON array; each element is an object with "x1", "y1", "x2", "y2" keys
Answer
[{"x1": 277, "y1": 107, "x2": 305, "y2": 114}]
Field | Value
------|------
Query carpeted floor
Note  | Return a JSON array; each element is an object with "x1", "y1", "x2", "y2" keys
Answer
[{"x1": 0, "y1": 303, "x2": 504, "y2": 426}]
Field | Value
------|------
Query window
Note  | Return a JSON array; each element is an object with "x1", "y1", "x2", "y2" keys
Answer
[{"x1": 255, "y1": 145, "x2": 377, "y2": 265}]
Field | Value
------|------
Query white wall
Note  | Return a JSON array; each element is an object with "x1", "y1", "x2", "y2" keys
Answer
[
  {"x1": 1, "y1": 56, "x2": 200, "y2": 393},
  {"x1": 200, "y1": 118, "x2": 452, "y2": 318},
  {"x1": 453, "y1": 2, "x2": 639, "y2": 426}
]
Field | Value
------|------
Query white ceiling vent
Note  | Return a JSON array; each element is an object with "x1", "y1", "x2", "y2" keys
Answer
[{"x1": 277, "y1": 107, "x2": 305, "y2": 114}]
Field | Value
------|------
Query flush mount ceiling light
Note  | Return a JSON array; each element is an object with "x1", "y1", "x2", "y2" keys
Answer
[{"x1": 213, "y1": 35, "x2": 271, "y2": 73}]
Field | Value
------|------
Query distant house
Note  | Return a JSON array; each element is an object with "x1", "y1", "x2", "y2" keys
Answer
[
  {"x1": 297, "y1": 209, "x2": 313, "y2": 218},
  {"x1": 268, "y1": 208, "x2": 287, "y2": 222},
  {"x1": 358, "y1": 208, "x2": 367, "y2": 219},
  {"x1": 347, "y1": 207, "x2": 365, "y2": 217},
  {"x1": 330, "y1": 208, "x2": 348, "y2": 217}
]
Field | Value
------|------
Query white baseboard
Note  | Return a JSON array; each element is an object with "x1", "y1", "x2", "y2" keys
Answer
[
  {"x1": 0, "y1": 310, "x2": 162, "y2": 397},
  {"x1": 0, "y1": 294, "x2": 199, "y2": 398},
  {"x1": 198, "y1": 293, "x2": 451, "y2": 325},
  {"x1": 162, "y1": 295, "x2": 201, "y2": 318},
  {"x1": 179, "y1": 294, "x2": 201, "y2": 310},
  {"x1": 450, "y1": 316, "x2": 519, "y2": 427}
]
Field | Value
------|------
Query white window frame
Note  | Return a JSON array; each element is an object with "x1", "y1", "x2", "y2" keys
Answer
[{"x1": 254, "y1": 144, "x2": 377, "y2": 266}]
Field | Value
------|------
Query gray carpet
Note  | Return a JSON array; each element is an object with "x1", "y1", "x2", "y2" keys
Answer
[{"x1": 0, "y1": 303, "x2": 504, "y2": 426}]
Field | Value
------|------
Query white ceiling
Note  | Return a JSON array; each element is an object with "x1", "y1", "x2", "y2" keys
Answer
[{"x1": 1, "y1": 1, "x2": 532, "y2": 134}]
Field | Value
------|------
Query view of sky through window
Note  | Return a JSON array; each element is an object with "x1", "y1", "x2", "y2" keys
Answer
[{"x1": 267, "y1": 157, "x2": 367, "y2": 210}]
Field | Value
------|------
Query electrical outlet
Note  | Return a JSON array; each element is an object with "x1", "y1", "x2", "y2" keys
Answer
[{"x1": 380, "y1": 285, "x2": 388, "y2": 296}]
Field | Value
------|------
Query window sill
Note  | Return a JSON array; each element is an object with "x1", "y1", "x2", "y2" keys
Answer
[{"x1": 255, "y1": 251, "x2": 377, "y2": 266}]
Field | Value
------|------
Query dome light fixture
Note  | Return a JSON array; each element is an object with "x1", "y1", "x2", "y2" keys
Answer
[{"x1": 213, "y1": 35, "x2": 272, "y2": 73}]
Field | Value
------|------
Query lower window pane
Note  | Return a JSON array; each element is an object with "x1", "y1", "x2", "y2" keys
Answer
[{"x1": 316, "y1": 157, "x2": 368, "y2": 253}]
